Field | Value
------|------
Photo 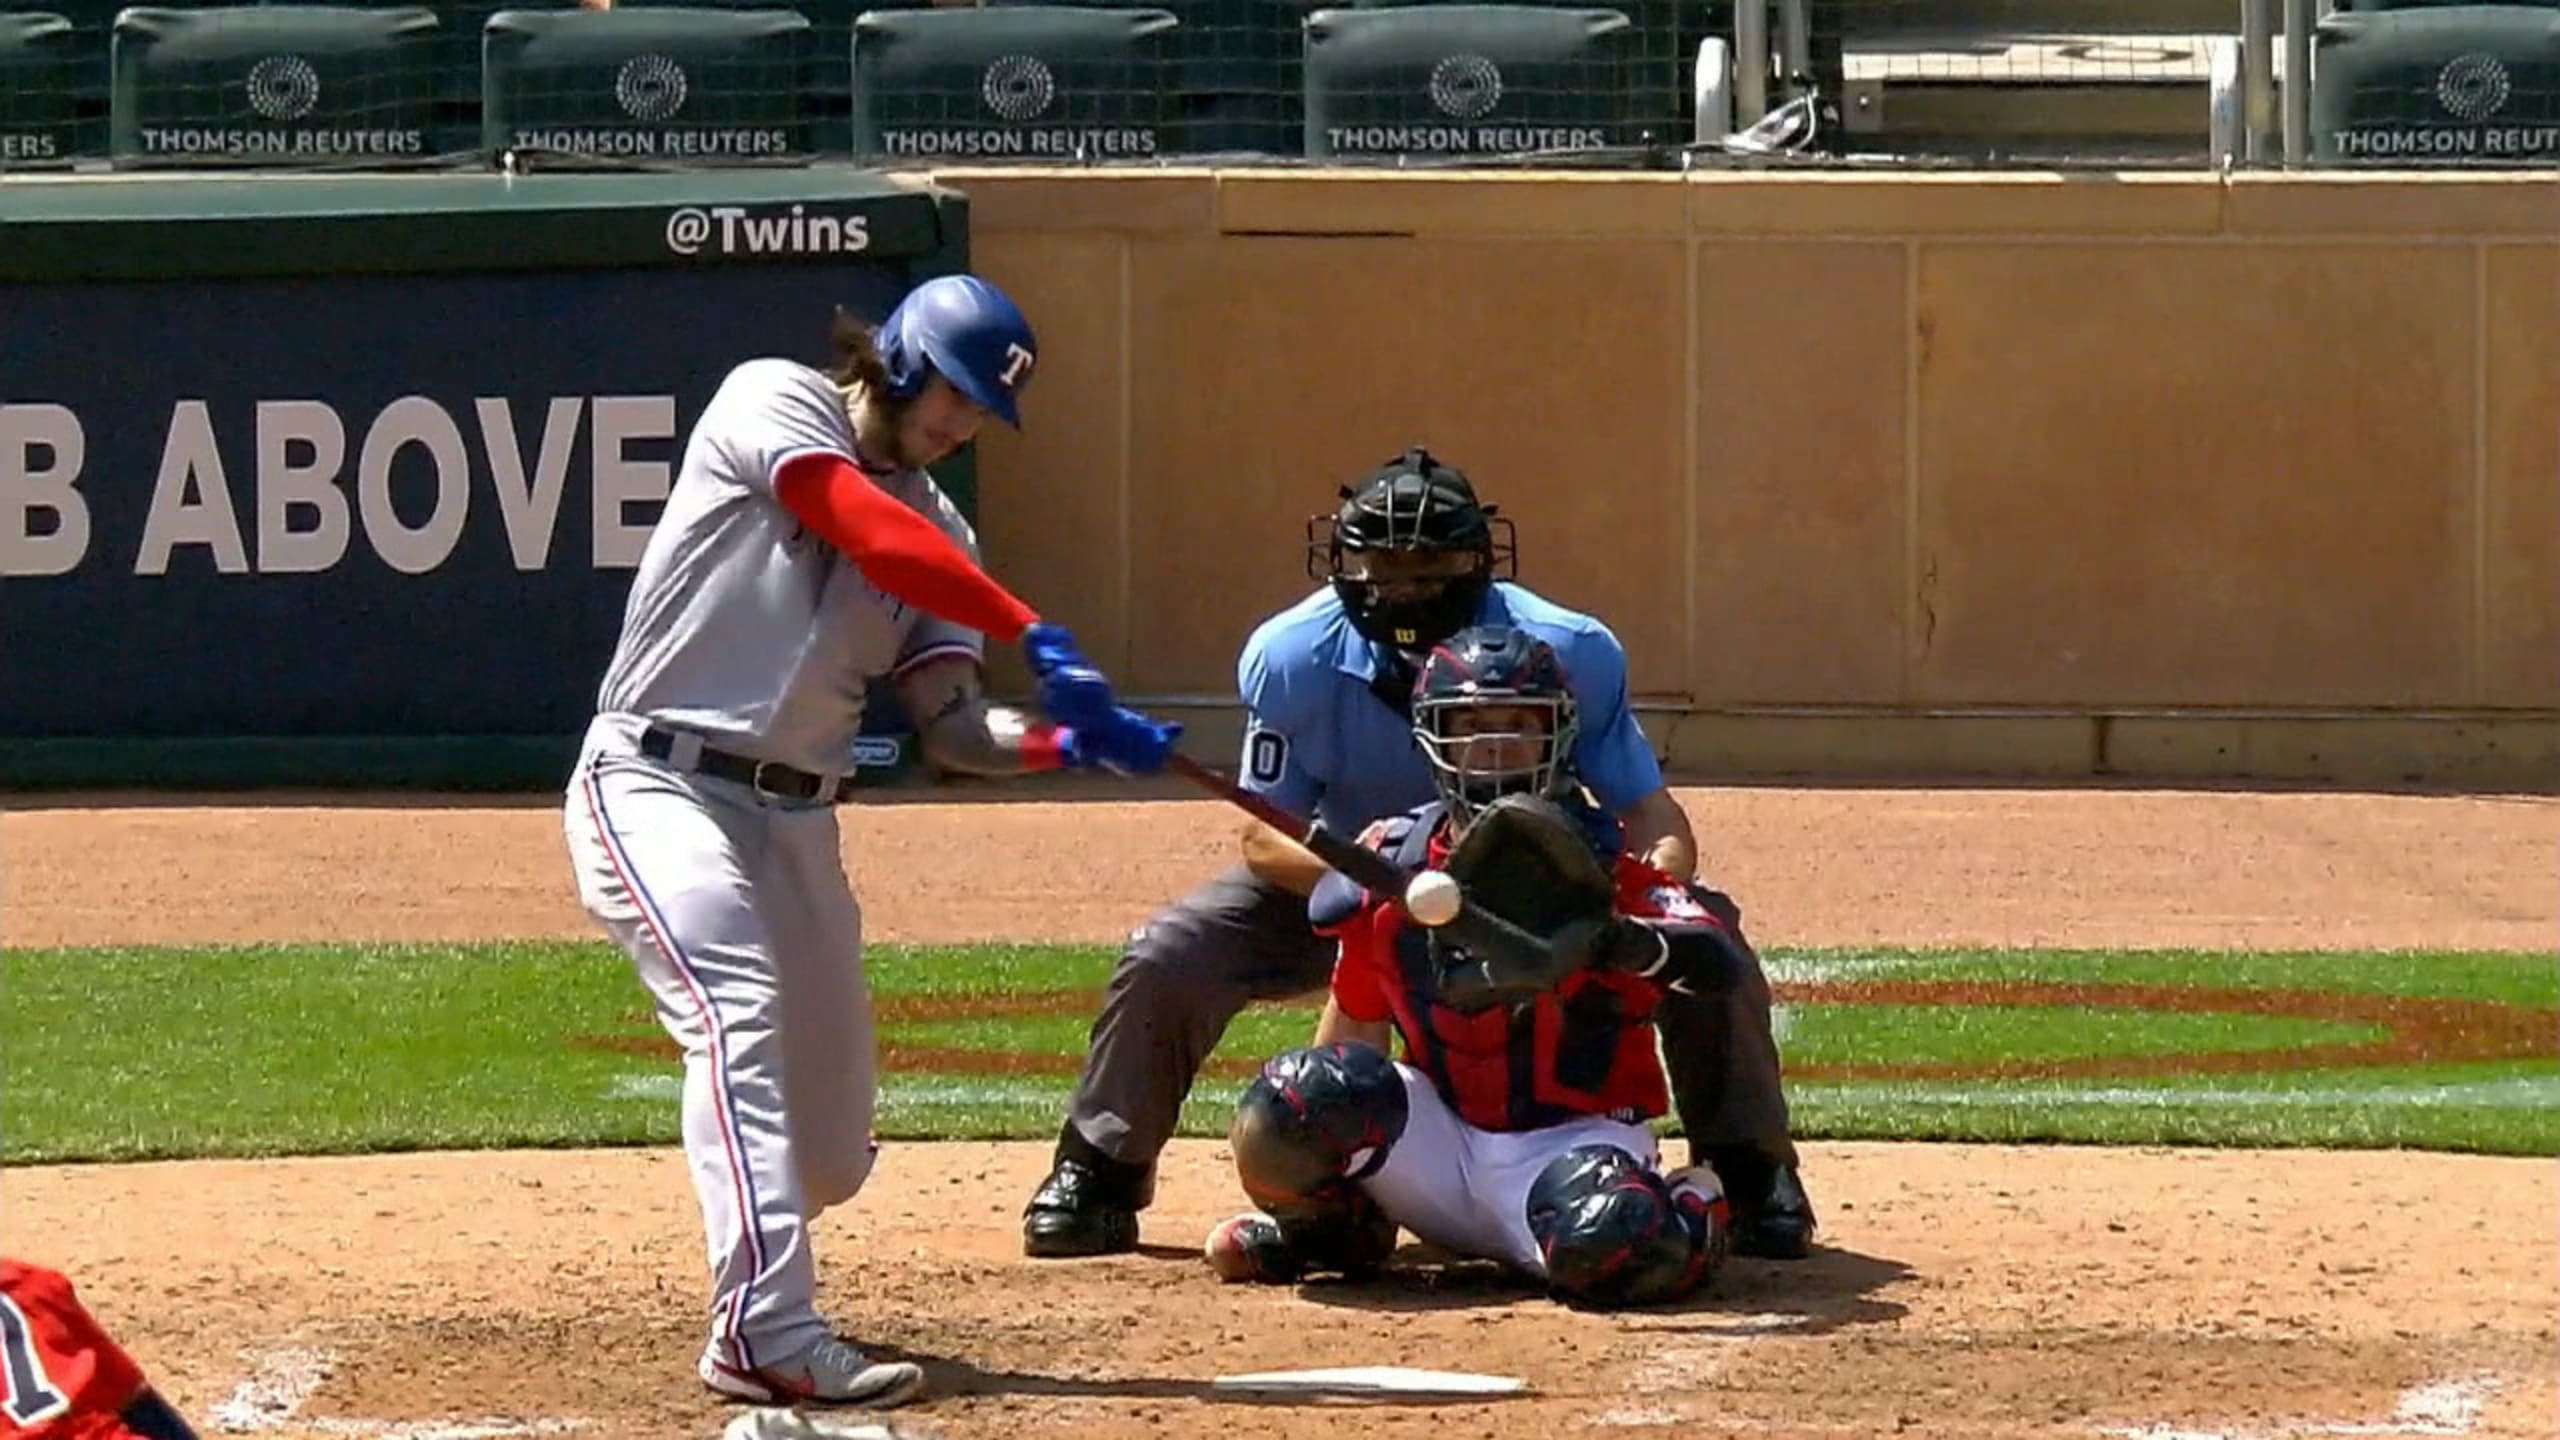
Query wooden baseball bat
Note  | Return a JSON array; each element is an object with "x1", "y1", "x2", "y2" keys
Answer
[{"x1": 1163, "y1": 752, "x2": 1565, "y2": 989}]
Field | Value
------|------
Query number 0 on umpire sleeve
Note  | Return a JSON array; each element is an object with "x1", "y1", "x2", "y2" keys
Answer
[{"x1": 1242, "y1": 725, "x2": 1289, "y2": 788}]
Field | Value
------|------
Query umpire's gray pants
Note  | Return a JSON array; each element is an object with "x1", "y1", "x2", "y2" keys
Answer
[{"x1": 1061, "y1": 864, "x2": 1798, "y2": 1182}]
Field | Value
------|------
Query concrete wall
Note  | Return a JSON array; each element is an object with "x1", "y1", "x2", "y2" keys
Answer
[{"x1": 937, "y1": 168, "x2": 2558, "y2": 786}]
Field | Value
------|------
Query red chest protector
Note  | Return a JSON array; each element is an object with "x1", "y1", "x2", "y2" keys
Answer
[{"x1": 1331, "y1": 806, "x2": 1678, "y2": 1132}]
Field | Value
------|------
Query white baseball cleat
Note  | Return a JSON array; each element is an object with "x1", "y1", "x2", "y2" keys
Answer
[{"x1": 700, "y1": 1337, "x2": 927, "y2": 1409}]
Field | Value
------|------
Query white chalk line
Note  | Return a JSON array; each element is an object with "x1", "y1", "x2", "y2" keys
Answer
[
  {"x1": 2097, "y1": 1371, "x2": 2505, "y2": 1440},
  {"x1": 213, "y1": 1345, "x2": 591, "y2": 1440},
  {"x1": 1802, "y1": 1075, "x2": 2560, "y2": 1110},
  {"x1": 1587, "y1": 1405, "x2": 1689, "y2": 1427},
  {"x1": 1582, "y1": 1371, "x2": 2510, "y2": 1436},
  {"x1": 242, "y1": 1409, "x2": 594, "y2": 1438},
  {"x1": 211, "y1": 1347, "x2": 332, "y2": 1432},
  {"x1": 610, "y1": 1070, "x2": 2560, "y2": 1111},
  {"x1": 598, "y1": 942, "x2": 2553, "y2": 1113}
]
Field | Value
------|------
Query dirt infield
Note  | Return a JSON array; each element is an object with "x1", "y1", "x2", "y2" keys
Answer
[{"x1": 5, "y1": 782, "x2": 2556, "y2": 1440}]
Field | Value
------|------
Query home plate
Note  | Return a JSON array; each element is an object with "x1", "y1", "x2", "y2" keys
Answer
[{"x1": 1212, "y1": 1366, "x2": 1529, "y2": 1401}]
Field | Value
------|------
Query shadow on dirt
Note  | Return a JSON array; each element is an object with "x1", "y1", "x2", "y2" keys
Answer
[{"x1": 1294, "y1": 1240, "x2": 1913, "y2": 1335}]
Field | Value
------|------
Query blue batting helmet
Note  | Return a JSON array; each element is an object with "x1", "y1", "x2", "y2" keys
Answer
[{"x1": 875, "y1": 274, "x2": 1039, "y2": 427}]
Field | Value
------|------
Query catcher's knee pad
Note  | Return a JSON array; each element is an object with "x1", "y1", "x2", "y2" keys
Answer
[
  {"x1": 1229, "y1": 1042, "x2": 1408, "y2": 1215},
  {"x1": 1526, "y1": 1145, "x2": 1730, "y2": 1310}
]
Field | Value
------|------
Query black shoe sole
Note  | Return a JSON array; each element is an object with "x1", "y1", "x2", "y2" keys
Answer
[{"x1": 1023, "y1": 1210, "x2": 1139, "y2": 1258}]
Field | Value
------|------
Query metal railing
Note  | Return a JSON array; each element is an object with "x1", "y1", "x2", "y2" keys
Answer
[{"x1": 1716, "y1": 0, "x2": 2343, "y2": 169}]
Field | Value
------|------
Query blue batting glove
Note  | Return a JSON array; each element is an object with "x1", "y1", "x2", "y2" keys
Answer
[
  {"x1": 1039, "y1": 663, "x2": 1118, "y2": 732},
  {"x1": 1061, "y1": 709, "x2": 1184, "y2": 777},
  {"x1": 1021, "y1": 623, "x2": 1090, "y2": 679}
]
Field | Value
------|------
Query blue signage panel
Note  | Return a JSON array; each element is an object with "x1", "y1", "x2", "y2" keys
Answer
[{"x1": 0, "y1": 262, "x2": 922, "y2": 756}]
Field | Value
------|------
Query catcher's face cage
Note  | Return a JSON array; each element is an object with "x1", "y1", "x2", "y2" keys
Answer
[{"x1": 1415, "y1": 692, "x2": 1582, "y2": 827}]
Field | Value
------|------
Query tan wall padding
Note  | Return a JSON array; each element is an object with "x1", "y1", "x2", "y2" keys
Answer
[
  {"x1": 1121, "y1": 233, "x2": 1691, "y2": 697},
  {"x1": 1693, "y1": 241, "x2": 1909, "y2": 705},
  {"x1": 928, "y1": 168, "x2": 2558, "y2": 729},
  {"x1": 2484, "y1": 245, "x2": 2560, "y2": 708},
  {"x1": 1914, "y1": 242, "x2": 2476, "y2": 707}
]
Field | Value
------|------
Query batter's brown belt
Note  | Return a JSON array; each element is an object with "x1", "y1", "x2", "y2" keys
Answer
[{"x1": 640, "y1": 727, "x2": 860, "y2": 805}]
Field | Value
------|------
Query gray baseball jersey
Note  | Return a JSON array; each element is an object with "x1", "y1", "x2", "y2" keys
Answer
[
  {"x1": 594, "y1": 357, "x2": 984, "y2": 775},
  {"x1": 565, "y1": 355, "x2": 988, "y2": 1382}
]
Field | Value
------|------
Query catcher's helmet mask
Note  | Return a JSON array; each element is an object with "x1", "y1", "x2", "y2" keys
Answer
[
  {"x1": 1306, "y1": 446, "x2": 1519, "y2": 649},
  {"x1": 1413, "y1": 624, "x2": 1582, "y2": 826}
]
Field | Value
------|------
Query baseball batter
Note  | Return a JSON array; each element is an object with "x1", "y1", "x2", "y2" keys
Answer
[
  {"x1": 1202, "y1": 626, "x2": 1738, "y2": 1308},
  {"x1": 560, "y1": 275, "x2": 1180, "y2": 1410}
]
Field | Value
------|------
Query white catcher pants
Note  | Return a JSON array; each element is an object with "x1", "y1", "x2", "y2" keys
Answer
[
  {"x1": 562, "y1": 715, "x2": 879, "y2": 1373},
  {"x1": 1361, "y1": 1063, "x2": 1661, "y2": 1278}
]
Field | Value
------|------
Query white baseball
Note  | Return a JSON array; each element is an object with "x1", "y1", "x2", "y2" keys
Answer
[{"x1": 1402, "y1": 870, "x2": 1463, "y2": 927}]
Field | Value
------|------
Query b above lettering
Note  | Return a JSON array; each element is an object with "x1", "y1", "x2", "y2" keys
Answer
[{"x1": 124, "y1": 395, "x2": 675, "y2": 577}]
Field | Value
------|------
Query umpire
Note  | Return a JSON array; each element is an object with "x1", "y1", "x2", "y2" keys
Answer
[{"x1": 1021, "y1": 446, "x2": 1818, "y2": 1261}]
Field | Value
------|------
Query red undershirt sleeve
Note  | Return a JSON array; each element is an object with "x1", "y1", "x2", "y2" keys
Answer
[
  {"x1": 772, "y1": 451, "x2": 1039, "y2": 642},
  {"x1": 1327, "y1": 912, "x2": 1395, "y2": 1023}
]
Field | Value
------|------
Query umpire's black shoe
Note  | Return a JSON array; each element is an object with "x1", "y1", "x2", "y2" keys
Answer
[
  {"x1": 1703, "y1": 1145, "x2": 1818, "y2": 1260},
  {"x1": 1023, "y1": 1128, "x2": 1148, "y2": 1258}
]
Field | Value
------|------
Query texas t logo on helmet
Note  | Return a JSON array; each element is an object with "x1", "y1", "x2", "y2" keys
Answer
[{"x1": 876, "y1": 274, "x2": 1039, "y2": 427}]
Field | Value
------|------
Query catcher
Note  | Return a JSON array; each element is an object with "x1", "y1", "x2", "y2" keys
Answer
[{"x1": 1202, "y1": 624, "x2": 1748, "y2": 1309}]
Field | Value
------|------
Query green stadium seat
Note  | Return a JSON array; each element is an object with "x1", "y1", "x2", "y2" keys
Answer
[
  {"x1": 608, "y1": 0, "x2": 855, "y2": 154},
  {"x1": 1087, "y1": 0, "x2": 1683, "y2": 157},
  {"x1": 916, "y1": 0, "x2": 1310, "y2": 155},
  {"x1": 481, "y1": 7, "x2": 815, "y2": 164},
  {"x1": 1353, "y1": 0, "x2": 1685, "y2": 140},
  {"x1": 109, "y1": 5, "x2": 442, "y2": 166},
  {"x1": 0, "y1": 11, "x2": 79, "y2": 165},
  {"x1": 2311, "y1": 3, "x2": 2560, "y2": 164},
  {"x1": 850, "y1": 5, "x2": 1176, "y2": 161},
  {"x1": 1123, "y1": 0, "x2": 1690, "y2": 154},
  {"x1": 1301, "y1": 3, "x2": 1643, "y2": 158}
]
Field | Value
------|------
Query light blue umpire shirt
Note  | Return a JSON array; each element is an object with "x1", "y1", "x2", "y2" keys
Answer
[{"x1": 1233, "y1": 580, "x2": 1664, "y2": 838}]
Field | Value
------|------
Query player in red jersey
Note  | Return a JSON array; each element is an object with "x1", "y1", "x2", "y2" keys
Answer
[
  {"x1": 1, "y1": 1260, "x2": 198, "y2": 1440},
  {"x1": 1203, "y1": 624, "x2": 1747, "y2": 1309}
]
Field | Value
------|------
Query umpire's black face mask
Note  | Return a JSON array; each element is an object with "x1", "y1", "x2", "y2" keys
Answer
[{"x1": 1333, "y1": 549, "x2": 1492, "y2": 651}]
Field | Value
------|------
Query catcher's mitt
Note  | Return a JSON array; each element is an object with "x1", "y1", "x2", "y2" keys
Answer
[{"x1": 1430, "y1": 794, "x2": 1619, "y2": 1009}]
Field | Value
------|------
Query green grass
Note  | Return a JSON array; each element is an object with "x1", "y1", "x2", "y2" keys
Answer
[{"x1": 3, "y1": 941, "x2": 2553, "y2": 1164}]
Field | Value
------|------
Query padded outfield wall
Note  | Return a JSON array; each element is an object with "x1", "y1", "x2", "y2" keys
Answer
[
  {"x1": 0, "y1": 168, "x2": 971, "y2": 790},
  {"x1": 0, "y1": 168, "x2": 2550, "y2": 790},
  {"x1": 946, "y1": 169, "x2": 2559, "y2": 789}
]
